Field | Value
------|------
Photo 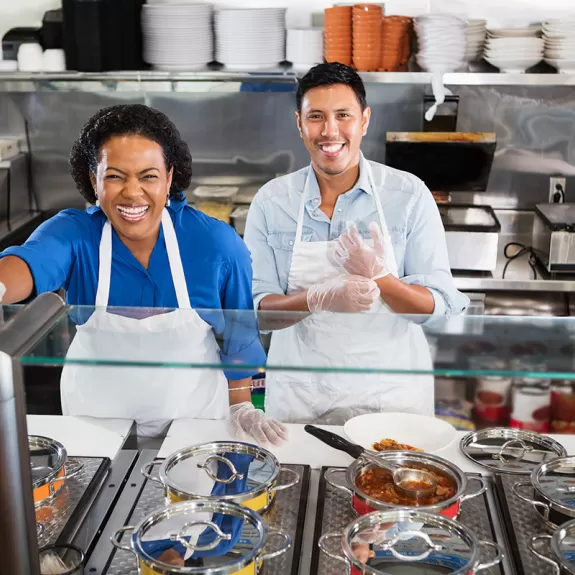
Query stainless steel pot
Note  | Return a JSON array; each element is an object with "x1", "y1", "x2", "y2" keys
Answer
[
  {"x1": 325, "y1": 451, "x2": 487, "y2": 520},
  {"x1": 30, "y1": 435, "x2": 83, "y2": 507},
  {"x1": 319, "y1": 509, "x2": 504, "y2": 575},
  {"x1": 142, "y1": 441, "x2": 299, "y2": 513},
  {"x1": 513, "y1": 456, "x2": 575, "y2": 530},
  {"x1": 111, "y1": 499, "x2": 290, "y2": 575},
  {"x1": 530, "y1": 518, "x2": 575, "y2": 575}
]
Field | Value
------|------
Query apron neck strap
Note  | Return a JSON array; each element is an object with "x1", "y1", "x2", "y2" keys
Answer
[{"x1": 95, "y1": 209, "x2": 192, "y2": 309}]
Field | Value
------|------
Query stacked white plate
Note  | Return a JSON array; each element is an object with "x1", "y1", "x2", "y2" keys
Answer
[
  {"x1": 287, "y1": 28, "x2": 323, "y2": 71},
  {"x1": 215, "y1": 8, "x2": 286, "y2": 70},
  {"x1": 414, "y1": 14, "x2": 466, "y2": 73},
  {"x1": 487, "y1": 26, "x2": 541, "y2": 39},
  {"x1": 543, "y1": 20, "x2": 575, "y2": 73},
  {"x1": 465, "y1": 19, "x2": 487, "y2": 61},
  {"x1": 484, "y1": 34, "x2": 543, "y2": 73},
  {"x1": 142, "y1": 2, "x2": 213, "y2": 71}
]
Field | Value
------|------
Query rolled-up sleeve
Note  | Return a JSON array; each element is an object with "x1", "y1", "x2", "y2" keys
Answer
[
  {"x1": 401, "y1": 181, "x2": 469, "y2": 323},
  {"x1": 219, "y1": 232, "x2": 267, "y2": 380},
  {"x1": 244, "y1": 194, "x2": 285, "y2": 309}
]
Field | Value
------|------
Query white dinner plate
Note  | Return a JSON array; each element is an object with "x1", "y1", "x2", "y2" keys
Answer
[{"x1": 343, "y1": 412, "x2": 457, "y2": 453}]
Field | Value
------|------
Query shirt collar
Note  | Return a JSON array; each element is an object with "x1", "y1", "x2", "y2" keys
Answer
[{"x1": 304, "y1": 151, "x2": 373, "y2": 205}]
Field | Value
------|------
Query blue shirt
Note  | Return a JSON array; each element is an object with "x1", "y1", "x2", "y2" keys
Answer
[
  {"x1": 1, "y1": 196, "x2": 266, "y2": 379},
  {"x1": 244, "y1": 153, "x2": 469, "y2": 323}
]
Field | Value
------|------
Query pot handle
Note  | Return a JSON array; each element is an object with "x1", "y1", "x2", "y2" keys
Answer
[
  {"x1": 512, "y1": 482, "x2": 551, "y2": 520},
  {"x1": 528, "y1": 534, "x2": 561, "y2": 575},
  {"x1": 473, "y1": 540, "x2": 504, "y2": 573},
  {"x1": 56, "y1": 459, "x2": 83, "y2": 482},
  {"x1": 274, "y1": 467, "x2": 300, "y2": 492},
  {"x1": 110, "y1": 526, "x2": 136, "y2": 554},
  {"x1": 324, "y1": 468, "x2": 353, "y2": 496},
  {"x1": 318, "y1": 533, "x2": 349, "y2": 565},
  {"x1": 459, "y1": 476, "x2": 488, "y2": 504},
  {"x1": 259, "y1": 529, "x2": 291, "y2": 561},
  {"x1": 141, "y1": 459, "x2": 163, "y2": 485}
]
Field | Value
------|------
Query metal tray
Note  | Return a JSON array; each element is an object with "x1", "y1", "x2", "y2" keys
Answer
[
  {"x1": 495, "y1": 473, "x2": 560, "y2": 574},
  {"x1": 311, "y1": 468, "x2": 508, "y2": 575},
  {"x1": 36, "y1": 456, "x2": 110, "y2": 547},
  {"x1": 105, "y1": 464, "x2": 310, "y2": 575}
]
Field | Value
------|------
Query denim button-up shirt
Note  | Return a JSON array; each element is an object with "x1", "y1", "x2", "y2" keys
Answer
[{"x1": 244, "y1": 153, "x2": 469, "y2": 324}]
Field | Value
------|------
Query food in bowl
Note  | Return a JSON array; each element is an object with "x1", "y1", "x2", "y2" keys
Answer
[
  {"x1": 355, "y1": 466, "x2": 457, "y2": 506},
  {"x1": 372, "y1": 438, "x2": 423, "y2": 452}
]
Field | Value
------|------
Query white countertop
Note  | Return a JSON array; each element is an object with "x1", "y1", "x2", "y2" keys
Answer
[
  {"x1": 160, "y1": 419, "x2": 575, "y2": 471},
  {"x1": 26, "y1": 415, "x2": 133, "y2": 459}
]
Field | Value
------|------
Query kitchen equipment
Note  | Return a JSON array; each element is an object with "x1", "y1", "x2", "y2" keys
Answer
[
  {"x1": 323, "y1": 449, "x2": 486, "y2": 519},
  {"x1": 231, "y1": 207, "x2": 249, "y2": 236},
  {"x1": 2, "y1": 27, "x2": 42, "y2": 61},
  {"x1": 318, "y1": 509, "x2": 503, "y2": 575},
  {"x1": 533, "y1": 203, "x2": 575, "y2": 273},
  {"x1": 192, "y1": 186, "x2": 238, "y2": 224},
  {"x1": 39, "y1": 543, "x2": 84, "y2": 575},
  {"x1": 110, "y1": 499, "x2": 291, "y2": 575},
  {"x1": 41, "y1": 10, "x2": 64, "y2": 50},
  {"x1": 513, "y1": 456, "x2": 575, "y2": 530},
  {"x1": 141, "y1": 442, "x2": 299, "y2": 513},
  {"x1": 305, "y1": 425, "x2": 439, "y2": 500},
  {"x1": 460, "y1": 428, "x2": 566, "y2": 474},
  {"x1": 385, "y1": 132, "x2": 499, "y2": 273},
  {"x1": 0, "y1": 152, "x2": 32, "y2": 224},
  {"x1": 343, "y1": 412, "x2": 456, "y2": 453},
  {"x1": 30, "y1": 435, "x2": 83, "y2": 507},
  {"x1": 17, "y1": 43, "x2": 44, "y2": 72},
  {"x1": 530, "y1": 517, "x2": 575, "y2": 574}
]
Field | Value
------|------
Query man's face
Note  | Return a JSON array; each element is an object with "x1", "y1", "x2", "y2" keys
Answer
[{"x1": 296, "y1": 83, "x2": 370, "y2": 177}]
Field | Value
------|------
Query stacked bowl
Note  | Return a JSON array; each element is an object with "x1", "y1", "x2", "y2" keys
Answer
[
  {"x1": 287, "y1": 28, "x2": 323, "y2": 71},
  {"x1": 415, "y1": 14, "x2": 466, "y2": 73},
  {"x1": 215, "y1": 7, "x2": 286, "y2": 70},
  {"x1": 380, "y1": 16, "x2": 413, "y2": 71},
  {"x1": 484, "y1": 29, "x2": 543, "y2": 73},
  {"x1": 324, "y1": 6, "x2": 352, "y2": 66},
  {"x1": 142, "y1": 2, "x2": 213, "y2": 71},
  {"x1": 543, "y1": 20, "x2": 575, "y2": 74},
  {"x1": 352, "y1": 3, "x2": 383, "y2": 72},
  {"x1": 465, "y1": 19, "x2": 487, "y2": 62}
]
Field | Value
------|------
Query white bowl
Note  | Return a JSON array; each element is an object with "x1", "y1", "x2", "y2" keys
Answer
[
  {"x1": 484, "y1": 55, "x2": 542, "y2": 72},
  {"x1": 344, "y1": 412, "x2": 457, "y2": 454}
]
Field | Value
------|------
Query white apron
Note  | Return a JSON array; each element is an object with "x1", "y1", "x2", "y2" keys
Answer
[
  {"x1": 61, "y1": 210, "x2": 229, "y2": 437},
  {"x1": 265, "y1": 163, "x2": 434, "y2": 425}
]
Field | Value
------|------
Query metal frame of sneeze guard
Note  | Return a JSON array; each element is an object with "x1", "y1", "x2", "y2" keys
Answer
[{"x1": 0, "y1": 292, "x2": 67, "y2": 575}]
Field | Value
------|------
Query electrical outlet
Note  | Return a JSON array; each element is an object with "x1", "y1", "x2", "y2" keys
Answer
[{"x1": 549, "y1": 177, "x2": 567, "y2": 203}]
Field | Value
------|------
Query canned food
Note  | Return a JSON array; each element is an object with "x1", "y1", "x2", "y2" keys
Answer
[
  {"x1": 510, "y1": 382, "x2": 551, "y2": 433},
  {"x1": 551, "y1": 381, "x2": 575, "y2": 433},
  {"x1": 474, "y1": 375, "x2": 513, "y2": 423}
]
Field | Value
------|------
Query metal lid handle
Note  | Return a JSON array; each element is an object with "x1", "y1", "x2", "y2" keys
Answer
[
  {"x1": 174, "y1": 520, "x2": 232, "y2": 552},
  {"x1": 381, "y1": 531, "x2": 443, "y2": 562},
  {"x1": 499, "y1": 439, "x2": 528, "y2": 464},
  {"x1": 198, "y1": 455, "x2": 244, "y2": 484}
]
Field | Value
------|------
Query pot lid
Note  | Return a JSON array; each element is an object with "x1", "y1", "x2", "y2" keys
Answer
[
  {"x1": 160, "y1": 442, "x2": 279, "y2": 499},
  {"x1": 29, "y1": 435, "x2": 67, "y2": 489},
  {"x1": 552, "y1": 518, "x2": 575, "y2": 572},
  {"x1": 131, "y1": 500, "x2": 267, "y2": 572},
  {"x1": 460, "y1": 428, "x2": 566, "y2": 474},
  {"x1": 533, "y1": 456, "x2": 575, "y2": 513},
  {"x1": 342, "y1": 510, "x2": 481, "y2": 575}
]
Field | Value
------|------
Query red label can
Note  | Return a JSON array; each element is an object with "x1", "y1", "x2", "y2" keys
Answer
[
  {"x1": 474, "y1": 375, "x2": 513, "y2": 423},
  {"x1": 551, "y1": 381, "x2": 575, "y2": 433},
  {"x1": 510, "y1": 382, "x2": 551, "y2": 433}
]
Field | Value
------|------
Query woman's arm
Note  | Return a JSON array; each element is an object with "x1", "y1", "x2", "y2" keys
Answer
[{"x1": 0, "y1": 256, "x2": 35, "y2": 303}]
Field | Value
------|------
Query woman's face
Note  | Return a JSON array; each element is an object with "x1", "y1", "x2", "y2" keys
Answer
[{"x1": 91, "y1": 134, "x2": 173, "y2": 243}]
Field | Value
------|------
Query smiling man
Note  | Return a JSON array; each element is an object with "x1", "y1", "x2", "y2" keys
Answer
[{"x1": 244, "y1": 63, "x2": 469, "y2": 425}]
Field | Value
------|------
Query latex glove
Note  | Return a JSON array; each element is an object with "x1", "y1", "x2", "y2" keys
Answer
[
  {"x1": 230, "y1": 402, "x2": 289, "y2": 446},
  {"x1": 307, "y1": 275, "x2": 379, "y2": 313},
  {"x1": 334, "y1": 221, "x2": 389, "y2": 280}
]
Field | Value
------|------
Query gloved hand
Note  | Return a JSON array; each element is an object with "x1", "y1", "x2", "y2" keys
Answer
[
  {"x1": 307, "y1": 275, "x2": 379, "y2": 313},
  {"x1": 229, "y1": 402, "x2": 288, "y2": 446},
  {"x1": 334, "y1": 221, "x2": 389, "y2": 280}
]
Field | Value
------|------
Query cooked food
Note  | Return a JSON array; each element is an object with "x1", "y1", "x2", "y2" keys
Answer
[
  {"x1": 372, "y1": 438, "x2": 423, "y2": 452},
  {"x1": 356, "y1": 466, "x2": 457, "y2": 506}
]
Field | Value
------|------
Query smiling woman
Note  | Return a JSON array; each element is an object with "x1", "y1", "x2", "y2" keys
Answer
[{"x1": 0, "y1": 104, "x2": 285, "y2": 443}]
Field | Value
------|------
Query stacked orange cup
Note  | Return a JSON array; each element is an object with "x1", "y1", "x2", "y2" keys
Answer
[
  {"x1": 380, "y1": 15, "x2": 413, "y2": 71},
  {"x1": 324, "y1": 6, "x2": 353, "y2": 66},
  {"x1": 352, "y1": 3, "x2": 383, "y2": 71}
]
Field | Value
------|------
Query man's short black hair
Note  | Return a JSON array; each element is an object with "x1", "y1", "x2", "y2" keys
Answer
[
  {"x1": 70, "y1": 104, "x2": 192, "y2": 204},
  {"x1": 296, "y1": 62, "x2": 367, "y2": 112}
]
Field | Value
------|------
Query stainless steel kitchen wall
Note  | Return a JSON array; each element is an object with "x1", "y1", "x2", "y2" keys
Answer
[{"x1": 2, "y1": 82, "x2": 575, "y2": 212}]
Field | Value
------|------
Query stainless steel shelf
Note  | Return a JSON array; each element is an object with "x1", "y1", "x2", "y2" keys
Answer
[{"x1": 0, "y1": 70, "x2": 574, "y2": 92}]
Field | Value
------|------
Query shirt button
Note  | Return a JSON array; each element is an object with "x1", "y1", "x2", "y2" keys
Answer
[
  {"x1": 337, "y1": 208, "x2": 343, "y2": 213},
  {"x1": 314, "y1": 199, "x2": 319, "y2": 204},
  {"x1": 289, "y1": 240, "x2": 294, "y2": 246}
]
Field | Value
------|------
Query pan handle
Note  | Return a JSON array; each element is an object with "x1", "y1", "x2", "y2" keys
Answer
[
  {"x1": 528, "y1": 535, "x2": 561, "y2": 575},
  {"x1": 512, "y1": 482, "x2": 550, "y2": 520},
  {"x1": 460, "y1": 476, "x2": 488, "y2": 504},
  {"x1": 141, "y1": 459, "x2": 164, "y2": 485},
  {"x1": 304, "y1": 425, "x2": 364, "y2": 459},
  {"x1": 318, "y1": 533, "x2": 348, "y2": 565},
  {"x1": 324, "y1": 468, "x2": 353, "y2": 496},
  {"x1": 473, "y1": 541, "x2": 504, "y2": 573},
  {"x1": 110, "y1": 526, "x2": 136, "y2": 554}
]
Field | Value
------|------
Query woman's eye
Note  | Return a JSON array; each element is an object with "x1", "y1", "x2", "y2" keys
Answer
[
  {"x1": 105, "y1": 174, "x2": 120, "y2": 180},
  {"x1": 143, "y1": 175, "x2": 158, "y2": 180}
]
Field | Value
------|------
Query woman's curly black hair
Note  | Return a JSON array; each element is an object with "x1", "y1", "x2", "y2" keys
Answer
[{"x1": 69, "y1": 104, "x2": 192, "y2": 204}]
